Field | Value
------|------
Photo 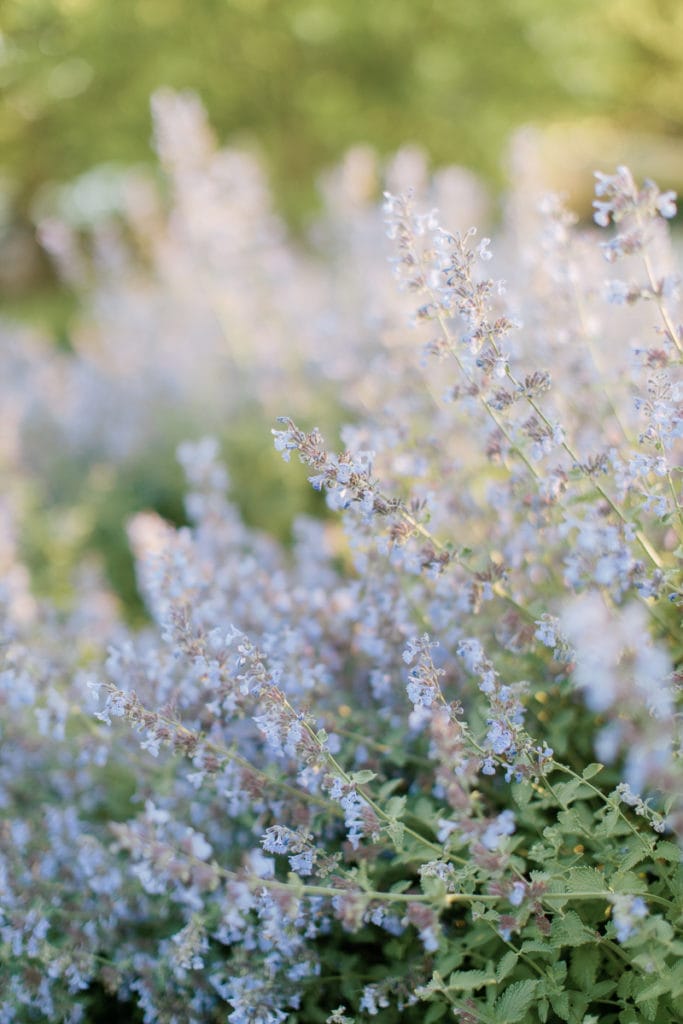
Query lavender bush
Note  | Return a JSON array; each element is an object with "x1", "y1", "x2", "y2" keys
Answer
[{"x1": 2, "y1": 142, "x2": 683, "y2": 1023}]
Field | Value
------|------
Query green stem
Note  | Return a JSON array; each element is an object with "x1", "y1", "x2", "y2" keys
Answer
[{"x1": 549, "y1": 762, "x2": 654, "y2": 852}]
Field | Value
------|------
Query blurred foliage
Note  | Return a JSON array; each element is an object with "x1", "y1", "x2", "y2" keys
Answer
[
  {"x1": 3, "y1": 0, "x2": 682, "y2": 612},
  {"x1": 19, "y1": 404, "x2": 331, "y2": 621},
  {"x1": 1, "y1": 0, "x2": 681, "y2": 233}
]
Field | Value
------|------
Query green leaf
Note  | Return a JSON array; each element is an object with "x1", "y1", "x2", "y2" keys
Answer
[
  {"x1": 446, "y1": 969, "x2": 496, "y2": 992},
  {"x1": 617, "y1": 1012, "x2": 640, "y2": 1024},
  {"x1": 385, "y1": 795, "x2": 406, "y2": 818},
  {"x1": 654, "y1": 841, "x2": 682, "y2": 863},
  {"x1": 385, "y1": 818, "x2": 405, "y2": 850},
  {"x1": 414, "y1": 973, "x2": 446, "y2": 1000},
  {"x1": 582, "y1": 763, "x2": 603, "y2": 779},
  {"x1": 635, "y1": 978, "x2": 671, "y2": 1004},
  {"x1": 618, "y1": 972, "x2": 636, "y2": 1000},
  {"x1": 639, "y1": 998, "x2": 659, "y2": 1022},
  {"x1": 495, "y1": 951, "x2": 518, "y2": 983},
  {"x1": 669, "y1": 961, "x2": 683, "y2": 999},
  {"x1": 421, "y1": 876, "x2": 447, "y2": 903},
  {"x1": 549, "y1": 990, "x2": 570, "y2": 1019},
  {"x1": 349, "y1": 770, "x2": 377, "y2": 785},
  {"x1": 377, "y1": 778, "x2": 405, "y2": 801},
  {"x1": 527, "y1": 842, "x2": 555, "y2": 864},
  {"x1": 512, "y1": 781, "x2": 533, "y2": 807},
  {"x1": 592, "y1": 980, "x2": 617, "y2": 999},
  {"x1": 564, "y1": 867, "x2": 607, "y2": 894},
  {"x1": 570, "y1": 946, "x2": 599, "y2": 990},
  {"x1": 436, "y1": 949, "x2": 464, "y2": 977},
  {"x1": 554, "y1": 779, "x2": 592, "y2": 805},
  {"x1": 610, "y1": 870, "x2": 647, "y2": 893},
  {"x1": 558, "y1": 807, "x2": 593, "y2": 835},
  {"x1": 551, "y1": 959, "x2": 568, "y2": 984},
  {"x1": 618, "y1": 837, "x2": 653, "y2": 872},
  {"x1": 493, "y1": 980, "x2": 539, "y2": 1022},
  {"x1": 521, "y1": 939, "x2": 556, "y2": 955},
  {"x1": 551, "y1": 911, "x2": 592, "y2": 948},
  {"x1": 593, "y1": 805, "x2": 621, "y2": 837},
  {"x1": 424, "y1": 1003, "x2": 448, "y2": 1023}
]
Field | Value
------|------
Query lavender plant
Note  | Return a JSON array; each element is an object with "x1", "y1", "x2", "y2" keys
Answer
[{"x1": 2, "y1": 161, "x2": 683, "y2": 1024}]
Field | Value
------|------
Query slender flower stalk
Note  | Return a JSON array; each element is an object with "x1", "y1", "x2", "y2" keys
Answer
[{"x1": 2, "y1": 131, "x2": 682, "y2": 1024}]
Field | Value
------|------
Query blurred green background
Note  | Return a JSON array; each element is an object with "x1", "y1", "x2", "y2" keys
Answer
[
  {"x1": 2, "y1": 0, "x2": 683, "y2": 617},
  {"x1": 1, "y1": 0, "x2": 683, "y2": 306}
]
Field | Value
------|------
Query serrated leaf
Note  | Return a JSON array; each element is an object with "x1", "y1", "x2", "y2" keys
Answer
[
  {"x1": 593, "y1": 806, "x2": 621, "y2": 837},
  {"x1": 558, "y1": 807, "x2": 592, "y2": 834},
  {"x1": 610, "y1": 870, "x2": 648, "y2": 893},
  {"x1": 635, "y1": 978, "x2": 671, "y2": 1004},
  {"x1": 564, "y1": 867, "x2": 606, "y2": 894},
  {"x1": 521, "y1": 939, "x2": 555, "y2": 954},
  {"x1": 512, "y1": 781, "x2": 533, "y2": 807},
  {"x1": 654, "y1": 841, "x2": 682, "y2": 863},
  {"x1": 414, "y1": 973, "x2": 445, "y2": 1000},
  {"x1": 527, "y1": 842, "x2": 555, "y2": 864},
  {"x1": 582, "y1": 763, "x2": 603, "y2": 779},
  {"x1": 493, "y1": 979, "x2": 539, "y2": 1022},
  {"x1": 446, "y1": 969, "x2": 496, "y2": 992},
  {"x1": 592, "y1": 980, "x2": 616, "y2": 998},
  {"x1": 424, "y1": 1003, "x2": 448, "y2": 1024},
  {"x1": 436, "y1": 949, "x2": 464, "y2": 977},
  {"x1": 495, "y1": 951, "x2": 518, "y2": 983},
  {"x1": 551, "y1": 959, "x2": 568, "y2": 983},
  {"x1": 617, "y1": 972, "x2": 635, "y2": 999},
  {"x1": 670, "y1": 961, "x2": 683, "y2": 998},
  {"x1": 385, "y1": 818, "x2": 404, "y2": 850},
  {"x1": 551, "y1": 911, "x2": 592, "y2": 948},
  {"x1": 554, "y1": 779, "x2": 590, "y2": 805},
  {"x1": 570, "y1": 946, "x2": 598, "y2": 990},
  {"x1": 423, "y1": 880, "x2": 451, "y2": 911},
  {"x1": 389, "y1": 879, "x2": 412, "y2": 894},
  {"x1": 349, "y1": 769, "x2": 377, "y2": 785},
  {"x1": 549, "y1": 990, "x2": 570, "y2": 1019},
  {"x1": 639, "y1": 997, "x2": 659, "y2": 1021},
  {"x1": 618, "y1": 838, "x2": 653, "y2": 873},
  {"x1": 385, "y1": 795, "x2": 406, "y2": 818}
]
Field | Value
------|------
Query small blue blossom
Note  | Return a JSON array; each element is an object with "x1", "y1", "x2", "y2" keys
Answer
[
  {"x1": 481, "y1": 810, "x2": 516, "y2": 851},
  {"x1": 289, "y1": 850, "x2": 314, "y2": 876},
  {"x1": 610, "y1": 895, "x2": 648, "y2": 943},
  {"x1": 486, "y1": 719, "x2": 513, "y2": 754},
  {"x1": 509, "y1": 881, "x2": 526, "y2": 907}
]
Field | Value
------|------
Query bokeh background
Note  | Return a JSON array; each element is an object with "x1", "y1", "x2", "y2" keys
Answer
[
  {"x1": 2, "y1": 0, "x2": 683, "y2": 312},
  {"x1": 1, "y1": 0, "x2": 682, "y2": 617}
]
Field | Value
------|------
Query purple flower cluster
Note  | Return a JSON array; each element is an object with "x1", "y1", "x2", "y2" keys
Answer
[{"x1": 1, "y1": 121, "x2": 681, "y2": 1020}]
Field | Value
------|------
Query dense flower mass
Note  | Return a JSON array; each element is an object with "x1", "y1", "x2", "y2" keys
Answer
[{"x1": 1, "y1": 93, "x2": 683, "y2": 1022}]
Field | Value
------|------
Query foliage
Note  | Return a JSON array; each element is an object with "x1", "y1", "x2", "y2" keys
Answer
[
  {"x1": 1, "y1": 100, "x2": 683, "y2": 1022},
  {"x1": 1, "y1": 0, "x2": 682, "y2": 234}
]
